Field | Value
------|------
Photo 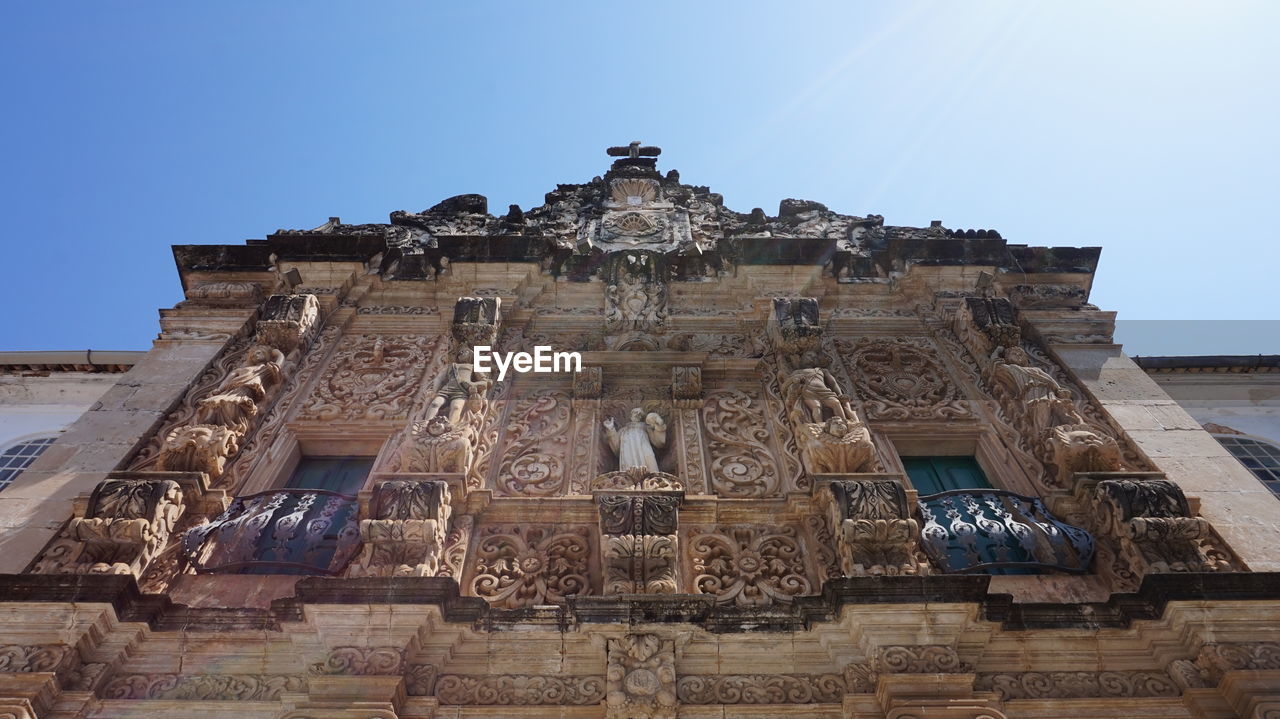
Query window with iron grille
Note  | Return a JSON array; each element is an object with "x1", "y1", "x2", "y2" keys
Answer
[
  {"x1": 1215, "y1": 435, "x2": 1280, "y2": 497},
  {"x1": 0, "y1": 437, "x2": 58, "y2": 492}
]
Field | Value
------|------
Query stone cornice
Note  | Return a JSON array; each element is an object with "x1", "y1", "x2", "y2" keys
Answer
[{"x1": 4, "y1": 572, "x2": 1278, "y2": 634}]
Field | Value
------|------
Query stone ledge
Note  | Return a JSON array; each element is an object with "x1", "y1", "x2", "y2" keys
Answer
[{"x1": 2, "y1": 572, "x2": 1279, "y2": 633}]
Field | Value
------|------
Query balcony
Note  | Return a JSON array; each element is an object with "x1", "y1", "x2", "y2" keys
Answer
[
  {"x1": 917, "y1": 489, "x2": 1094, "y2": 574},
  {"x1": 182, "y1": 489, "x2": 360, "y2": 575}
]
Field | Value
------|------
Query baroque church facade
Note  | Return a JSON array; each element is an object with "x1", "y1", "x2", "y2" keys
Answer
[{"x1": 2, "y1": 145, "x2": 1279, "y2": 719}]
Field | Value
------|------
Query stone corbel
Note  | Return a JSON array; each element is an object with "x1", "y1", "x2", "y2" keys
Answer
[
  {"x1": 349, "y1": 480, "x2": 451, "y2": 578},
  {"x1": 32, "y1": 478, "x2": 186, "y2": 577},
  {"x1": 821, "y1": 479, "x2": 930, "y2": 577},
  {"x1": 598, "y1": 494, "x2": 681, "y2": 594},
  {"x1": 255, "y1": 292, "x2": 321, "y2": 355},
  {"x1": 1082, "y1": 476, "x2": 1238, "y2": 578}
]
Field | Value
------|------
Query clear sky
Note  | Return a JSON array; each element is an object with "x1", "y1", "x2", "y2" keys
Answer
[{"x1": 2, "y1": 2, "x2": 1276, "y2": 354}]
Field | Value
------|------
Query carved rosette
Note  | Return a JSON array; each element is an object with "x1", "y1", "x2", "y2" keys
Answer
[
  {"x1": 687, "y1": 524, "x2": 813, "y2": 606},
  {"x1": 823, "y1": 480, "x2": 930, "y2": 577},
  {"x1": 469, "y1": 525, "x2": 594, "y2": 608},
  {"x1": 348, "y1": 480, "x2": 451, "y2": 578},
  {"x1": 32, "y1": 479, "x2": 185, "y2": 577},
  {"x1": 605, "y1": 634, "x2": 677, "y2": 719},
  {"x1": 1086, "y1": 478, "x2": 1236, "y2": 580}
]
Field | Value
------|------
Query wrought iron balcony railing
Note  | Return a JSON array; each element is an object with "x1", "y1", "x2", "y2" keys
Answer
[
  {"x1": 917, "y1": 489, "x2": 1094, "y2": 574},
  {"x1": 183, "y1": 488, "x2": 360, "y2": 575}
]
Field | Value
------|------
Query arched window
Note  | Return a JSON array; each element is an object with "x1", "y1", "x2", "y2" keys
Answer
[
  {"x1": 0, "y1": 436, "x2": 58, "y2": 492},
  {"x1": 1215, "y1": 435, "x2": 1280, "y2": 497}
]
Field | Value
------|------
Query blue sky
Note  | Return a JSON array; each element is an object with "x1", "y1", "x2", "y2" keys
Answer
[{"x1": 2, "y1": 2, "x2": 1276, "y2": 354}]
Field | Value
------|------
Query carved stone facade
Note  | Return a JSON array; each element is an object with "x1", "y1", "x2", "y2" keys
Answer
[{"x1": 4, "y1": 144, "x2": 1279, "y2": 719}]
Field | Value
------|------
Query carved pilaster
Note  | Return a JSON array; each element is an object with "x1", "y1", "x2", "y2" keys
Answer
[
  {"x1": 605, "y1": 633, "x2": 677, "y2": 719},
  {"x1": 822, "y1": 480, "x2": 929, "y2": 577},
  {"x1": 669, "y1": 366, "x2": 708, "y2": 494},
  {"x1": 569, "y1": 367, "x2": 603, "y2": 494},
  {"x1": 349, "y1": 480, "x2": 450, "y2": 578}
]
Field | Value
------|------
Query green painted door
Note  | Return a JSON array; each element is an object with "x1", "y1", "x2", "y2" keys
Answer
[{"x1": 901, "y1": 456, "x2": 992, "y2": 496}]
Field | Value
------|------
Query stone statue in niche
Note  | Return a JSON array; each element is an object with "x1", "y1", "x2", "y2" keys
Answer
[
  {"x1": 768, "y1": 297, "x2": 875, "y2": 475},
  {"x1": 604, "y1": 408, "x2": 667, "y2": 472},
  {"x1": 423, "y1": 346, "x2": 492, "y2": 429},
  {"x1": 194, "y1": 345, "x2": 285, "y2": 434}
]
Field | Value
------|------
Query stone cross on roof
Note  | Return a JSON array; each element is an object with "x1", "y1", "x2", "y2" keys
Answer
[{"x1": 607, "y1": 141, "x2": 662, "y2": 159}]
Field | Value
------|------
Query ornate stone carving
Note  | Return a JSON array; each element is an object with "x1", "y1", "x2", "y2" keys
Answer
[
  {"x1": 604, "y1": 251, "x2": 668, "y2": 337},
  {"x1": 153, "y1": 342, "x2": 287, "y2": 479},
  {"x1": 956, "y1": 297, "x2": 1021, "y2": 358},
  {"x1": 450, "y1": 296, "x2": 501, "y2": 347},
  {"x1": 604, "y1": 407, "x2": 668, "y2": 473},
  {"x1": 156, "y1": 424, "x2": 241, "y2": 479},
  {"x1": 349, "y1": 480, "x2": 450, "y2": 578},
  {"x1": 101, "y1": 673, "x2": 307, "y2": 700},
  {"x1": 300, "y1": 335, "x2": 438, "y2": 422},
  {"x1": 1168, "y1": 642, "x2": 1280, "y2": 688},
  {"x1": 1090, "y1": 478, "x2": 1236, "y2": 574},
  {"x1": 592, "y1": 468, "x2": 685, "y2": 493},
  {"x1": 599, "y1": 496, "x2": 681, "y2": 594},
  {"x1": 192, "y1": 344, "x2": 286, "y2": 435},
  {"x1": 309, "y1": 646, "x2": 405, "y2": 675},
  {"x1": 687, "y1": 524, "x2": 812, "y2": 606},
  {"x1": 33, "y1": 479, "x2": 185, "y2": 576},
  {"x1": 437, "y1": 513, "x2": 474, "y2": 581},
  {"x1": 838, "y1": 337, "x2": 971, "y2": 421},
  {"x1": 873, "y1": 645, "x2": 970, "y2": 674},
  {"x1": 0, "y1": 645, "x2": 73, "y2": 673},
  {"x1": 605, "y1": 634, "x2": 677, "y2": 719},
  {"x1": 823, "y1": 480, "x2": 929, "y2": 577},
  {"x1": 973, "y1": 670, "x2": 1179, "y2": 699},
  {"x1": 470, "y1": 525, "x2": 594, "y2": 608},
  {"x1": 989, "y1": 345, "x2": 1122, "y2": 485},
  {"x1": 497, "y1": 391, "x2": 571, "y2": 496},
  {"x1": 702, "y1": 389, "x2": 779, "y2": 497},
  {"x1": 573, "y1": 366, "x2": 603, "y2": 399},
  {"x1": 599, "y1": 495, "x2": 680, "y2": 536},
  {"x1": 435, "y1": 675, "x2": 606, "y2": 705},
  {"x1": 404, "y1": 663, "x2": 439, "y2": 696},
  {"x1": 676, "y1": 674, "x2": 845, "y2": 704},
  {"x1": 183, "y1": 281, "x2": 264, "y2": 305},
  {"x1": 671, "y1": 366, "x2": 702, "y2": 404},
  {"x1": 255, "y1": 293, "x2": 320, "y2": 354}
]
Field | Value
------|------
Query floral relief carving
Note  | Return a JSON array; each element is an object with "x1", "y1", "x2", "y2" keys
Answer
[
  {"x1": 676, "y1": 674, "x2": 845, "y2": 704},
  {"x1": 437, "y1": 514, "x2": 474, "y2": 581},
  {"x1": 470, "y1": 525, "x2": 594, "y2": 608},
  {"x1": 837, "y1": 337, "x2": 971, "y2": 421},
  {"x1": 300, "y1": 334, "x2": 439, "y2": 421},
  {"x1": 32, "y1": 479, "x2": 185, "y2": 577},
  {"x1": 309, "y1": 646, "x2": 405, "y2": 675},
  {"x1": 497, "y1": 391, "x2": 571, "y2": 496},
  {"x1": 687, "y1": 524, "x2": 812, "y2": 606},
  {"x1": 101, "y1": 673, "x2": 307, "y2": 700},
  {"x1": 0, "y1": 645, "x2": 73, "y2": 673},
  {"x1": 605, "y1": 634, "x2": 677, "y2": 719},
  {"x1": 1167, "y1": 642, "x2": 1280, "y2": 688},
  {"x1": 701, "y1": 389, "x2": 780, "y2": 498},
  {"x1": 404, "y1": 663, "x2": 439, "y2": 696},
  {"x1": 973, "y1": 671, "x2": 1179, "y2": 699},
  {"x1": 434, "y1": 674, "x2": 606, "y2": 705}
]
